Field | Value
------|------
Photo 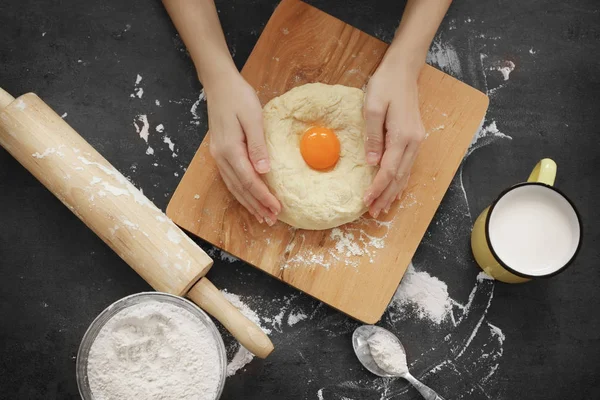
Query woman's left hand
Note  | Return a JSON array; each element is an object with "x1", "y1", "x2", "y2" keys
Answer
[{"x1": 363, "y1": 54, "x2": 426, "y2": 218}]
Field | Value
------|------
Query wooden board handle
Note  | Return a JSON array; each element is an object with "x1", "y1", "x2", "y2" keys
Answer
[
  {"x1": 187, "y1": 278, "x2": 274, "y2": 358},
  {"x1": 0, "y1": 90, "x2": 212, "y2": 295}
]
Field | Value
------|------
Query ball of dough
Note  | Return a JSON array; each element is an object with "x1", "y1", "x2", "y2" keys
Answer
[{"x1": 262, "y1": 83, "x2": 377, "y2": 230}]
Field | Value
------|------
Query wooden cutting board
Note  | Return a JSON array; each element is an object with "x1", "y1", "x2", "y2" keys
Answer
[{"x1": 166, "y1": 0, "x2": 488, "y2": 323}]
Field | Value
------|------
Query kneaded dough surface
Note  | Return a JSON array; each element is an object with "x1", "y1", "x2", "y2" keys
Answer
[{"x1": 263, "y1": 83, "x2": 377, "y2": 230}]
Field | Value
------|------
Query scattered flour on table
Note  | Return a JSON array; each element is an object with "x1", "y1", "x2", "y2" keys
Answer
[
  {"x1": 472, "y1": 120, "x2": 511, "y2": 144},
  {"x1": 163, "y1": 136, "x2": 177, "y2": 157},
  {"x1": 207, "y1": 247, "x2": 239, "y2": 263},
  {"x1": 426, "y1": 38, "x2": 462, "y2": 78},
  {"x1": 87, "y1": 301, "x2": 221, "y2": 400},
  {"x1": 133, "y1": 114, "x2": 150, "y2": 143},
  {"x1": 190, "y1": 89, "x2": 206, "y2": 124},
  {"x1": 287, "y1": 311, "x2": 308, "y2": 326},
  {"x1": 465, "y1": 119, "x2": 513, "y2": 160},
  {"x1": 490, "y1": 60, "x2": 515, "y2": 81},
  {"x1": 219, "y1": 290, "x2": 307, "y2": 376},
  {"x1": 133, "y1": 87, "x2": 143, "y2": 99},
  {"x1": 131, "y1": 74, "x2": 144, "y2": 99},
  {"x1": 317, "y1": 389, "x2": 325, "y2": 400},
  {"x1": 388, "y1": 263, "x2": 453, "y2": 324}
]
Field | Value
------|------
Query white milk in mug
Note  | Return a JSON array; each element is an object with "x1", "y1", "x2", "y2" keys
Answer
[{"x1": 471, "y1": 159, "x2": 582, "y2": 283}]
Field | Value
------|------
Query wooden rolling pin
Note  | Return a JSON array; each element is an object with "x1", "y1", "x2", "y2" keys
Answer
[{"x1": 0, "y1": 88, "x2": 273, "y2": 358}]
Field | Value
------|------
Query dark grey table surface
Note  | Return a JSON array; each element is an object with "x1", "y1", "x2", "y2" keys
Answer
[{"x1": 1, "y1": 0, "x2": 599, "y2": 399}]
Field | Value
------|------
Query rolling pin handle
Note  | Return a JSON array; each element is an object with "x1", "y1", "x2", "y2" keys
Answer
[
  {"x1": 0, "y1": 87, "x2": 16, "y2": 110},
  {"x1": 187, "y1": 277, "x2": 274, "y2": 359}
]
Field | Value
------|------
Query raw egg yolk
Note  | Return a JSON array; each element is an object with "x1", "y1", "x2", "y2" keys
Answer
[{"x1": 300, "y1": 126, "x2": 340, "y2": 170}]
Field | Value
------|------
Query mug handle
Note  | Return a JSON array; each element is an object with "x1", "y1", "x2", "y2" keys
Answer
[{"x1": 527, "y1": 158, "x2": 557, "y2": 186}]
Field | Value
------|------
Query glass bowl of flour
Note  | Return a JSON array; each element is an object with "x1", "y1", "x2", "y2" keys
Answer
[{"x1": 76, "y1": 292, "x2": 227, "y2": 400}]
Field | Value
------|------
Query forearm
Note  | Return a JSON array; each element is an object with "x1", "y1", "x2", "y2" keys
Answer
[
  {"x1": 162, "y1": 0, "x2": 237, "y2": 91},
  {"x1": 386, "y1": 0, "x2": 453, "y2": 73}
]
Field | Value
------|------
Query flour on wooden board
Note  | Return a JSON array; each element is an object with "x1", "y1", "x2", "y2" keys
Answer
[{"x1": 282, "y1": 218, "x2": 394, "y2": 270}]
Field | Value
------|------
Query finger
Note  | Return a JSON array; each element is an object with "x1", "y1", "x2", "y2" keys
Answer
[
  {"x1": 223, "y1": 164, "x2": 274, "y2": 225},
  {"x1": 217, "y1": 162, "x2": 262, "y2": 223},
  {"x1": 226, "y1": 159, "x2": 279, "y2": 225},
  {"x1": 396, "y1": 174, "x2": 411, "y2": 201},
  {"x1": 383, "y1": 143, "x2": 419, "y2": 210},
  {"x1": 363, "y1": 96, "x2": 387, "y2": 166},
  {"x1": 380, "y1": 170, "x2": 409, "y2": 215},
  {"x1": 377, "y1": 142, "x2": 419, "y2": 214},
  {"x1": 238, "y1": 106, "x2": 271, "y2": 174},
  {"x1": 229, "y1": 152, "x2": 281, "y2": 217},
  {"x1": 364, "y1": 139, "x2": 407, "y2": 209},
  {"x1": 221, "y1": 160, "x2": 274, "y2": 222},
  {"x1": 369, "y1": 174, "x2": 406, "y2": 218},
  {"x1": 389, "y1": 142, "x2": 419, "y2": 209},
  {"x1": 395, "y1": 133, "x2": 422, "y2": 203}
]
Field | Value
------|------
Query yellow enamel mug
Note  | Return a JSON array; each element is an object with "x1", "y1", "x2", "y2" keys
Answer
[{"x1": 471, "y1": 159, "x2": 582, "y2": 283}]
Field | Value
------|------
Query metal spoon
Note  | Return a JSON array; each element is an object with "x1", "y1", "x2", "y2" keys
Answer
[{"x1": 352, "y1": 325, "x2": 445, "y2": 400}]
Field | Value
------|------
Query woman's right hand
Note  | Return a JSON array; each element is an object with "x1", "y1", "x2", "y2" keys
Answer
[{"x1": 206, "y1": 73, "x2": 281, "y2": 225}]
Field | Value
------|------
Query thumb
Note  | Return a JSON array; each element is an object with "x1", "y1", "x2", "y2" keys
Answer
[
  {"x1": 240, "y1": 109, "x2": 270, "y2": 174},
  {"x1": 363, "y1": 98, "x2": 387, "y2": 166}
]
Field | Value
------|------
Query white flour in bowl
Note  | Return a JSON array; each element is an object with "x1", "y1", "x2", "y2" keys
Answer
[{"x1": 87, "y1": 301, "x2": 221, "y2": 400}]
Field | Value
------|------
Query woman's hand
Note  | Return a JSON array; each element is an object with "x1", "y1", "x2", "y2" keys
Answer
[
  {"x1": 206, "y1": 73, "x2": 281, "y2": 225},
  {"x1": 363, "y1": 54, "x2": 425, "y2": 218}
]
